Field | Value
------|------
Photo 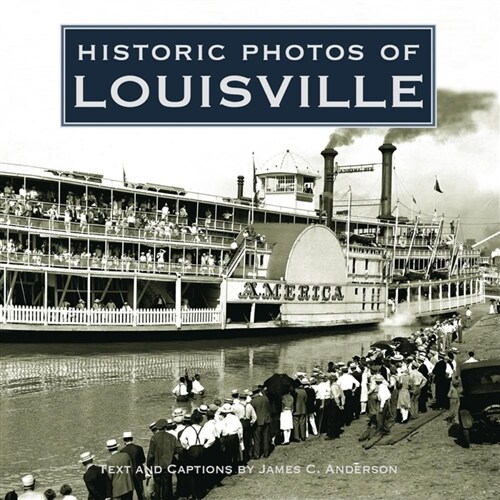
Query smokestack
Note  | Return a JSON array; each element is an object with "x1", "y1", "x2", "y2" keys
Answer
[
  {"x1": 379, "y1": 143, "x2": 396, "y2": 219},
  {"x1": 237, "y1": 175, "x2": 245, "y2": 199},
  {"x1": 321, "y1": 148, "x2": 338, "y2": 228}
]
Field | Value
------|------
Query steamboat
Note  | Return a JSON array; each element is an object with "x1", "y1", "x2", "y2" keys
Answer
[{"x1": 0, "y1": 143, "x2": 483, "y2": 339}]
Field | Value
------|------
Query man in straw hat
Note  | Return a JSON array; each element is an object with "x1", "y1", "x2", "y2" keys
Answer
[
  {"x1": 146, "y1": 419, "x2": 183, "y2": 500},
  {"x1": 18, "y1": 475, "x2": 44, "y2": 500},
  {"x1": 105, "y1": 439, "x2": 134, "y2": 500},
  {"x1": 80, "y1": 452, "x2": 112, "y2": 500},
  {"x1": 219, "y1": 403, "x2": 243, "y2": 471}
]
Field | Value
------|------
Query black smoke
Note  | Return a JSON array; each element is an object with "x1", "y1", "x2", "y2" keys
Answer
[
  {"x1": 326, "y1": 128, "x2": 370, "y2": 148},
  {"x1": 384, "y1": 89, "x2": 496, "y2": 143}
]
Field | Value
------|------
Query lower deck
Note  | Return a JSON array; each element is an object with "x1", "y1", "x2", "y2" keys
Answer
[{"x1": 0, "y1": 264, "x2": 484, "y2": 336}]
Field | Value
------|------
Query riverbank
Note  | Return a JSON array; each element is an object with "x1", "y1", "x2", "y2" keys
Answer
[{"x1": 209, "y1": 303, "x2": 499, "y2": 500}]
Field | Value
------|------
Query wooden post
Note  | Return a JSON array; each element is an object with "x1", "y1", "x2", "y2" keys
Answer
[
  {"x1": 250, "y1": 302, "x2": 256, "y2": 324},
  {"x1": 3, "y1": 267, "x2": 7, "y2": 324},
  {"x1": 87, "y1": 272, "x2": 91, "y2": 326},
  {"x1": 439, "y1": 281, "x2": 443, "y2": 311},
  {"x1": 133, "y1": 274, "x2": 138, "y2": 327},
  {"x1": 175, "y1": 274, "x2": 182, "y2": 329},
  {"x1": 219, "y1": 277, "x2": 227, "y2": 330},
  {"x1": 418, "y1": 285, "x2": 422, "y2": 314},
  {"x1": 43, "y1": 271, "x2": 48, "y2": 326}
]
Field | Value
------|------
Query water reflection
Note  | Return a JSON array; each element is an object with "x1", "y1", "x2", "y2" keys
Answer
[
  {"x1": 0, "y1": 329, "x2": 400, "y2": 397},
  {"x1": 0, "y1": 325, "x2": 413, "y2": 496}
]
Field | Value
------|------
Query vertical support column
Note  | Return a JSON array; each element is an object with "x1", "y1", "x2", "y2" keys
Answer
[
  {"x1": 439, "y1": 282, "x2": 443, "y2": 311},
  {"x1": 133, "y1": 274, "x2": 138, "y2": 327},
  {"x1": 457, "y1": 280, "x2": 461, "y2": 308},
  {"x1": 384, "y1": 282, "x2": 389, "y2": 319},
  {"x1": 175, "y1": 274, "x2": 182, "y2": 329},
  {"x1": 219, "y1": 277, "x2": 227, "y2": 330},
  {"x1": 428, "y1": 284, "x2": 432, "y2": 313},
  {"x1": 87, "y1": 272, "x2": 91, "y2": 326},
  {"x1": 3, "y1": 267, "x2": 7, "y2": 324},
  {"x1": 43, "y1": 270, "x2": 48, "y2": 326},
  {"x1": 448, "y1": 282, "x2": 451, "y2": 310},
  {"x1": 407, "y1": 287, "x2": 411, "y2": 312},
  {"x1": 395, "y1": 287, "x2": 399, "y2": 314},
  {"x1": 250, "y1": 302, "x2": 256, "y2": 324},
  {"x1": 418, "y1": 285, "x2": 422, "y2": 314}
]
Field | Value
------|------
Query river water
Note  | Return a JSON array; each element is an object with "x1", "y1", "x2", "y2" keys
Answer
[{"x1": 0, "y1": 323, "x2": 415, "y2": 497}]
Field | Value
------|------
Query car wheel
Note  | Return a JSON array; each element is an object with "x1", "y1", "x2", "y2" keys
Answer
[{"x1": 462, "y1": 428, "x2": 470, "y2": 448}]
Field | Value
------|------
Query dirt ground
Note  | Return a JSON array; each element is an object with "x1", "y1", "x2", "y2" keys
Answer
[{"x1": 208, "y1": 303, "x2": 500, "y2": 500}]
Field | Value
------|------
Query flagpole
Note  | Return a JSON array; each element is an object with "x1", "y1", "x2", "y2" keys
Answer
[
  {"x1": 433, "y1": 175, "x2": 436, "y2": 215},
  {"x1": 346, "y1": 186, "x2": 352, "y2": 282},
  {"x1": 392, "y1": 200, "x2": 399, "y2": 277},
  {"x1": 251, "y1": 152, "x2": 255, "y2": 225}
]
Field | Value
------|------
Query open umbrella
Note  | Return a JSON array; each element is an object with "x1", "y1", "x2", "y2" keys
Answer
[
  {"x1": 396, "y1": 341, "x2": 417, "y2": 356},
  {"x1": 263, "y1": 373, "x2": 295, "y2": 397},
  {"x1": 371, "y1": 341, "x2": 395, "y2": 350},
  {"x1": 263, "y1": 373, "x2": 295, "y2": 442}
]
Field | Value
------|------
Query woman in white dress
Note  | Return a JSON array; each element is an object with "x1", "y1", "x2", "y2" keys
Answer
[{"x1": 489, "y1": 299, "x2": 496, "y2": 315}]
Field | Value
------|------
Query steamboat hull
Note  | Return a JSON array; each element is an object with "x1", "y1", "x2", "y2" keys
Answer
[{"x1": 0, "y1": 141, "x2": 485, "y2": 340}]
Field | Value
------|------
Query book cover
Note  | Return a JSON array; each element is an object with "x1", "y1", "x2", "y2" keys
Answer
[{"x1": 0, "y1": 1, "x2": 498, "y2": 499}]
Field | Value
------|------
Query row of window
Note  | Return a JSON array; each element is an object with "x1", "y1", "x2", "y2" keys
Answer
[{"x1": 354, "y1": 287, "x2": 382, "y2": 311}]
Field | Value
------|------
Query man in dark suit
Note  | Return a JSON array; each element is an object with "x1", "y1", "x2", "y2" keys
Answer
[
  {"x1": 292, "y1": 380, "x2": 308, "y2": 441},
  {"x1": 250, "y1": 385, "x2": 272, "y2": 458},
  {"x1": 147, "y1": 418, "x2": 183, "y2": 500},
  {"x1": 80, "y1": 451, "x2": 112, "y2": 500},
  {"x1": 121, "y1": 432, "x2": 146, "y2": 500},
  {"x1": 106, "y1": 439, "x2": 134, "y2": 500}
]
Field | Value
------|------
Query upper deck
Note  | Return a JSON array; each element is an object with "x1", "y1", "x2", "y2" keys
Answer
[{"x1": 0, "y1": 160, "x2": 481, "y2": 284}]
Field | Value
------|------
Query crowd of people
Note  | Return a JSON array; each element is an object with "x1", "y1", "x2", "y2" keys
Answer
[
  {"x1": 0, "y1": 179, "x2": 241, "y2": 276},
  {"x1": 4, "y1": 478, "x2": 76, "y2": 500},
  {"x1": 0, "y1": 236, "x2": 231, "y2": 278},
  {"x1": 489, "y1": 298, "x2": 500, "y2": 315},
  {"x1": 6, "y1": 308, "x2": 479, "y2": 500},
  {"x1": 1, "y1": 182, "x2": 192, "y2": 228},
  {"x1": 0, "y1": 182, "x2": 236, "y2": 241}
]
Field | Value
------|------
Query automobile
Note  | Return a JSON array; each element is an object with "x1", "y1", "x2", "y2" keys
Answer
[{"x1": 458, "y1": 359, "x2": 500, "y2": 447}]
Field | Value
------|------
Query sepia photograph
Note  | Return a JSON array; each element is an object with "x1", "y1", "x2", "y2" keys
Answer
[{"x1": 0, "y1": 1, "x2": 499, "y2": 499}]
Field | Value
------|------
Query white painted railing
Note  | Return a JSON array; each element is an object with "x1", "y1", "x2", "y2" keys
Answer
[
  {"x1": 395, "y1": 288, "x2": 484, "y2": 316},
  {"x1": 182, "y1": 308, "x2": 221, "y2": 324},
  {"x1": 0, "y1": 305, "x2": 221, "y2": 327}
]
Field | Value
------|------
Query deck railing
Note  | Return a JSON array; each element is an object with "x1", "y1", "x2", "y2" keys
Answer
[
  {"x1": 0, "y1": 214, "x2": 241, "y2": 248},
  {"x1": 0, "y1": 305, "x2": 221, "y2": 326},
  {"x1": 0, "y1": 251, "x2": 228, "y2": 277},
  {"x1": 391, "y1": 278, "x2": 484, "y2": 316}
]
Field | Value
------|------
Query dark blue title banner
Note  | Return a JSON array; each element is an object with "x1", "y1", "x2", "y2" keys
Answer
[{"x1": 62, "y1": 26, "x2": 435, "y2": 126}]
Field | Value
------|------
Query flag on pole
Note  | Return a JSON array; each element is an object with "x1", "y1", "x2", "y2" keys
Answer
[
  {"x1": 434, "y1": 177, "x2": 443, "y2": 193},
  {"x1": 252, "y1": 153, "x2": 257, "y2": 194},
  {"x1": 252, "y1": 152, "x2": 260, "y2": 206},
  {"x1": 122, "y1": 166, "x2": 127, "y2": 185},
  {"x1": 412, "y1": 195, "x2": 417, "y2": 204}
]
